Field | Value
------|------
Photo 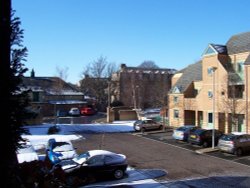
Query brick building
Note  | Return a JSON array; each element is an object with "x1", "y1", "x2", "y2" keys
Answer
[
  {"x1": 111, "y1": 64, "x2": 176, "y2": 109},
  {"x1": 168, "y1": 31, "x2": 250, "y2": 134}
]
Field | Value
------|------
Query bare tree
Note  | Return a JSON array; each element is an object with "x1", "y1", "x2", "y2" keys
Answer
[
  {"x1": 54, "y1": 66, "x2": 69, "y2": 94},
  {"x1": 220, "y1": 73, "x2": 245, "y2": 132},
  {"x1": 138, "y1": 60, "x2": 159, "y2": 69},
  {"x1": 80, "y1": 56, "x2": 118, "y2": 111}
]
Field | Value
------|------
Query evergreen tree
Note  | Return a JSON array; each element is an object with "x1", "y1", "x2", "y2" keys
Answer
[{"x1": 0, "y1": 2, "x2": 30, "y2": 186}]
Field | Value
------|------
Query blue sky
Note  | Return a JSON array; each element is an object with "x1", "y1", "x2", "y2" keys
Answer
[{"x1": 12, "y1": 0, "x2": 250, "y2": 84}]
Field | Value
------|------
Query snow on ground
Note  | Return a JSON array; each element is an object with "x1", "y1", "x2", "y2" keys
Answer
[
  {"x1": 20, "y1": 121, "x2": 136, "y2": 161},
  {"x1": 19, "y1": 121, "x2": 167, "y2": 188}
]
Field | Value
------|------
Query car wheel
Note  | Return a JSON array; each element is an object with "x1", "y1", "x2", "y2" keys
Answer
[
  {"x1": 113, "y1": 169, "x2": 124, "y2": 179},
  {"x1": 234, "y1": 148, "x2": 243, "y2": 156},
  {"x1": 141, "y1": 127, "x2": 146, "y2": 133},
  {"x1": 202, "y1": 141, "x2": 208, "y2": 148}
]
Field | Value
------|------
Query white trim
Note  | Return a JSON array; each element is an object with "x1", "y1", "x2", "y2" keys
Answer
[{"x1": 202, "y1": 44, "x2": 218, "y2": 57}]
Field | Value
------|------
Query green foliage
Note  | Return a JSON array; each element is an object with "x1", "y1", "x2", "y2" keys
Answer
[{"x1": 9, "y1": 10, "x2": 30, "y2": 150}]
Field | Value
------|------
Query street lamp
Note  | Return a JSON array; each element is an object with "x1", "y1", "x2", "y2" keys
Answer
[{"x1": 212, "y1": 67, "x2": 217, "y2": 149}]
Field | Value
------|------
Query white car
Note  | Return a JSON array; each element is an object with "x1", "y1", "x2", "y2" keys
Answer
[
  {"x1": 68, "y1": 107, "x2": 80, "y2": 116},
  {"x1": 17, "y1": 144, "x2": 39, "y2": 163},
  {"x1": 46, "y1": 138, "x2": 78, "y2": 164}
]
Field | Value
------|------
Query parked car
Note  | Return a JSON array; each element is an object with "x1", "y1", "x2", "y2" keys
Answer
[
  {"x1": 17, "y1": 144, "x2": 39, "y2": 164},
  {"x1": 188, "y1": 128, "x2": 223, "y2": 148},
  {"x1": 46, "y1": 138, "x2": 77, "y2": 164},
  {"x1": 57, "y1": 109, "x2": 68, "y2": 117},
  {"x1": 80, "y1": 107, "x2": 96, "y2": 116},
  {"x1": 218, "y1": 132, "x2": 250, "y2": 156},
  {"x1": 133, "y1": 119, "x2": 164, "y2": 132},
  {"x1": 68, "y1": 107, "x2": 80, "y2": 116},
  {"x1": 172, "y1": 125, "x2": 197, "y2": 142},
  {"x1": 56, "y1": 149, "x2": 128, "y2": 186}
]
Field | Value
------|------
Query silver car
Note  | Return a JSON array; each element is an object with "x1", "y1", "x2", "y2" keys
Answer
[
  {"x1": 133, "y1": 119, "x2": 163, "y2": 132},
  {"x1": 218, "y1": 132, "x2": 250, "y2": 156}
]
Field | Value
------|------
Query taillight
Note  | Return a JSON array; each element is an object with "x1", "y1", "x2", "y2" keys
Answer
[{"x1": 229, "y1": 141, "x2": 234, "y2": 145}]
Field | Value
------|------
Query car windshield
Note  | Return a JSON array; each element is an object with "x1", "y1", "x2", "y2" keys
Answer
[
  {"x1": 17, "y1": 145, "x2": 36, "y2": 154},
  {"x1": 52, "y1": 142, "x2": 73, "y2": 152},
  {"x1": 193, "y1": 129, "x2": 206, "y2": 134},
  {"x1": 73, "y1": 151, "x2": 90, "y2": 164},
  {"x1": 220, "y1": 134, "x2": 237, "y2": 141}
]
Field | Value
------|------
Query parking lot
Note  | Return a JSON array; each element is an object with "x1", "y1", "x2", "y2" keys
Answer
[
  {"x1": 139, "y1": 130, "x2": 250, "y2": 167},
  {"x1": 72, "y1": 130, "x2": 250, "y2": 184}
]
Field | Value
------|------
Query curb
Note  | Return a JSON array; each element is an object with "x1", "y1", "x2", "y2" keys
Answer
[{"x1": 195, "y1": 147, "x2": 219, "y2": 154}]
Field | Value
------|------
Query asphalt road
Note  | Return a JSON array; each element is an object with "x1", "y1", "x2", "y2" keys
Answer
[{"x1": 72, "y1": 131, "x2": 250, "y2": 183}]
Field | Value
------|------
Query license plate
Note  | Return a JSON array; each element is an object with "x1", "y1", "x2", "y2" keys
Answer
[{"x1": 190, "y1": 135, "x2": 196, "y2": 139}]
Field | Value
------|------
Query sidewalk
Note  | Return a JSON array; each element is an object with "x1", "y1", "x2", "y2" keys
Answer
[{"x1": 195, "y1": 147, "x2": 219, "y2": 154}]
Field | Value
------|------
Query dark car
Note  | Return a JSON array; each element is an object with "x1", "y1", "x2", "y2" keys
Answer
[
  {"x1": 172, "y1": 125, "x2": 197, "y2": 142},
  {"x1": 188, "y1": 128, "x2": 223, "y2": 148},
  {"x1": 133, "y1": 119, "x2": 164, "y2": 132},
  {"x1": 218, "y1": 132, "x2": 250, "y2": 156},
  {"x1": 56, "y1": 150, "x2": 128, "y2": 186}
]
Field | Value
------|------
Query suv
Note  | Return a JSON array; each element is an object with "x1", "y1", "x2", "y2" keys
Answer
[
  {"x1": 218, "y1": 132, "x2": 250, "y2": 156},
  {"x1": 133, "y1": 119, "x2": 163, "y2": 132},
  {"x1": 188, "y1": 128, "x2": 223, "y2": 148}
]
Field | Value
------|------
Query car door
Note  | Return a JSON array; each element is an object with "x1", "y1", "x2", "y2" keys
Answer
[
  {"x1": 85, "y1": 155, "x2": 106, "y2": 176},
  {"x1": 145, "y1": 120, "x2": 158, "y2": 130}
]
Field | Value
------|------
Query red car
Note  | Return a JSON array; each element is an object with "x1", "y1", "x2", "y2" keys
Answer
[{"x1": 80, "y1": 107, "x2": 96, "y2": 115}]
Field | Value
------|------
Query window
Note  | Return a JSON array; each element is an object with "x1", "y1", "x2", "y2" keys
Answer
[
  {"x1": 87, "y1": 155, "x2": 104, "y2": 166},
  {"x1": 207, "y1": 67, "x2": 214, "y2": 76},
  {"x1": 33, "y1": 92, "x2": 40, "y2": 102},
  {"x1": 208, "y1": 91, "x2": 213, "y2": 98},
  {"x1": 208, "y1": 113, "x2": 213, "y2": 123},
  {"x1": 174, "y1": 96, "x2": 178, "y2": 103},
  {"x1": 237, "y1": 62, "x2": 244, "y2": 73},
  {"x1": 174, "y1": 110, "x2": 179, "y2": 119}
]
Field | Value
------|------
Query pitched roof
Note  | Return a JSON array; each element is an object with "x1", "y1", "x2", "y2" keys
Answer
[
  {"x1": 21, "y1": 76, "x2": 83, "y2": 95},
  {"x1": 120, "y1": 64, "x2": 177, "y2": 74},
  {"x1": 226, "y1": 31, "x2": 250, "y2": 54},
  {"x1": 170, "y1": 61, "x2": 202, "y2": 93},
  {"x1": 244, "y1": 54, "x2": 250, "y2": 65},
  {"x1": 210, "y1": 44, "x2": 227, "y2": 54}
]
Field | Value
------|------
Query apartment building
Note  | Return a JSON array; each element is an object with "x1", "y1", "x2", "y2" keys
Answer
[
  {"x1": 168, "y1": 31, "x2": 250, "y2": 133},
  {"x1": 111, "y1": 64, "x2": 176, "y2": 109}
]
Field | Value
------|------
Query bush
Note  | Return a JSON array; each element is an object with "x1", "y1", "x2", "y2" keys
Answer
[{"x1": 47, "y1": 125, "x2": 61, "y2": 135}]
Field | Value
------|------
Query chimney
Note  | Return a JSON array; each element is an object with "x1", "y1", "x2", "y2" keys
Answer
[
  {"x1": 120, "y1": 64, "x2": 126, "y2": 71},
  {"x1": 31, "y1": 69, "x2": 35, "y2": 78}
]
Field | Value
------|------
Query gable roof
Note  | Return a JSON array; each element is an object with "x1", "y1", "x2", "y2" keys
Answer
[
  {"x1": 170, "y1": 61, "x2": 202, "y2": 93},
  {"x1": 21, "y1": 76, "x2": 83, "y2": 95},
  {"x1": 244, "y1": 54, "x2": 250, "y2": 65},
  {"x1": 203, "y1": 44, "x2": 227, "y2": 56},
  {"x1": 226, "y1": 31, "x2": 250, "y2": 54}
]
